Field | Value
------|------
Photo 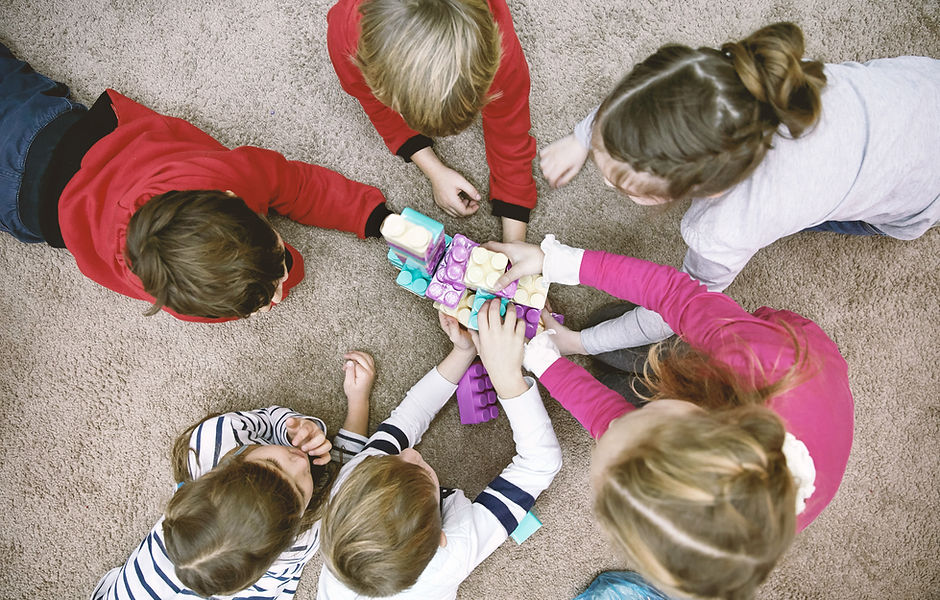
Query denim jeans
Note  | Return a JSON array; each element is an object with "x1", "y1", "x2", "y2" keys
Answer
[
  {"x1": 0, "y1": 43, "x2": 86, "y2": 243},
  {"x1": 803, "y1": 220, "x2": 884, "y2": 236}
]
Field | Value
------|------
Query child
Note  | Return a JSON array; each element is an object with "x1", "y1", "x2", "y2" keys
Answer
[
  {"x1": 488, "y1": 236, "x2": 854, "y2": 599},
  {"x1": 327, "y1": 0, "x2": 537, "y2": 243},
  {"x1": 538, "y1": 22, "x2": 940, "y2": 355},
  {"x1": 91, "y1": 351, "x2": 375, "y2": 599},
  {"x1": 317, "y1": 309, "x2": 562, "y2": 599},
  {"x1": 1, "y1": 43, "x2": 392, "y2": 322}
]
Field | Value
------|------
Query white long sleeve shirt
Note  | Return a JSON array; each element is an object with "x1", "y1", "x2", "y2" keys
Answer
[
  {"x1": 91, "y1": 407, "x2": 366, "y2": 600},
  {"x1": 572, "y1": 56, "x2": 940, "y2": 352},
  {"x1": 316, "y1": 367, "x2": 562, "y2": 600}
]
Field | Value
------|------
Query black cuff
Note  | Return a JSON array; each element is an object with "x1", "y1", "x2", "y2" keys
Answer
[
  {"x1": 396, "y1": 135, "x2": 434, "y2": 162},
  {"x1": 365, "y1": 203, "x2": 394, "y2": 238},
  {"x1": 491, "y1": 199, "x2": 531, "y2": 223}
]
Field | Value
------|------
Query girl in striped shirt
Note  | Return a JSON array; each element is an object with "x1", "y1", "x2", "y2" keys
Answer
[{"x1": 91, "y1": 351, "x2": 375, "y2": 600}]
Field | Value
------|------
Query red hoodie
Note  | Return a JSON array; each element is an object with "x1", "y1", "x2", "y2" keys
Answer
[
  {"x1": 327, "y1": 0, "x2": 537, "y2": 220},
  {"x1": 58, "y1": 90, "x2": 386, "y2": 322}
]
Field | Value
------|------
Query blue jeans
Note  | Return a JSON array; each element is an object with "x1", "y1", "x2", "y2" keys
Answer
[
  {"x1": 803, "y1": 220, "x2": 884, "y2": 236},
  {"x1": 0, "y1": 43, "x2": 86, "y2": 243}
]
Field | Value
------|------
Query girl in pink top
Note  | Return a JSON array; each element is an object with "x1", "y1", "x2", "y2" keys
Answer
[{"x1": 486, "y1": 236, "x2": 854, "y2": 600}]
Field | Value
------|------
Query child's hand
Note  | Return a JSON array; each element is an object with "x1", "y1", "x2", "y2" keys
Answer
[
  {"x1": 482, "y1": 241, "x2": 545, "y2": 290},
  {"x1": 540, "y1": 134, "x2": 590, "y2": 188},
  {"x1": 541, "y1": 311, "x2": 586, "y2": 356},
  {"x1": 471, "y1": 300, "x2": 529, "y2": 398},
  {"x1": 286, "y1": 417, "x2": 333, "y2": 465},
  {"x1": 428, "y1": 166, "x2": 481, "y2": 218},
  {"x1": 439, "y1": 312, "x2": 475, "y2": 355},
  {"x1": 343, "y1": 351, "x2": 376, "y2": 404}
]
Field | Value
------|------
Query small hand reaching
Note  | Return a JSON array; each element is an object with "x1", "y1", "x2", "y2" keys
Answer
[
  {"x1": 343, "y1": 351, "x2": 376, "y2": 404},
  {"x1": 540, "y1": 310, "x2": 586, "y2": 356},
  {"x1": 539, "y1": 133, "x2": 590, "y2": 188},
  {"x1": 286, "y1": 417, "x2": 333, "y2": 465},
  {"x1": 470, "y1": 300, "x2": 528, "y2": 398},
  {"x1": 481, "y1": 241, "x2": 545, "y2": 290},
  {"x1": 429, "y1": 166, "x2": 481, "y2": 218}
]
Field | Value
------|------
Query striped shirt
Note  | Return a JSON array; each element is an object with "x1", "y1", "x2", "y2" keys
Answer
[
  {"x1": 316, "y1": 368, "x2": 563, "y2": 600},
  {"x1": 91, "y1": 406, "x2": 367, "y2": 600}
]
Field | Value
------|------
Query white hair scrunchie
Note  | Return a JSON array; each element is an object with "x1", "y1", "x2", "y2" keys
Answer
[{"x1": 782, "y1": 432, "x2": 817, "y2": 515}]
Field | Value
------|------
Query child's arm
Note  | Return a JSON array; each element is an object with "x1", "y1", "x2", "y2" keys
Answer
[
  {"x1": 480, "y1": 1, "x2": 537, "y2": 242},
  {"x1": 331, "y1": 351, "x2": 375, "y2": 465},
  {"x1": 539, "y1": 105, "x2": 598, "y2": 189},
  {"x1": 187, "y1": 406, "x2": 329, "y2": 479},
  {"x1": 361, "y1": 314, "x2": 476, "y2": 457},
  {"x1": 457, "y1": 301, "x2": 562, "y2": 572}
]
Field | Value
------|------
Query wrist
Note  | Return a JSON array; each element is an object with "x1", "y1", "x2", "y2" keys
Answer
[
  {"x1": 501, "y1": 217, "x2": 527, "y2": 243},
  {"x1": 411, "y1": 147, "x2": 443, "y2": 177},
  {"x1": 494, "y1": 376, "x2": 529, "y2": 399}
]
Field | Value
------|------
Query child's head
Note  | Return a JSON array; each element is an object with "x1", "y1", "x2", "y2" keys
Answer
[
  {"x1": 162, "y1": 419, "x2": 336, "y2": 596},
  {"x1": 589, "y1": 340, "x2": 807, "y2": 599},
  {"x1": 321, "y1": 449, "x2": 443, "y2": 596},
  {"x1": 356, "y1": 0, "x2": 502, "y2": 136},
  {"x1": 125, "y1": 190, "x2": 288, "y2": 319},
  {"x1": 592, "y1": 22, "x2": 826, "y2": 203}
]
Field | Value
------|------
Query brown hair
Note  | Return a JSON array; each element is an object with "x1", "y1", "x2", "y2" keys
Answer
[
  {"x1": 355, "y1": 0, "x2": 502, "y2": 137},
  {"x1": 163, "y1": 414, "x2": 336, "y2": 596},
  {"x1": 593, "y1": 22, "x2": 826, "y2": 200},
  {"x1": 320, "y1": 455, "x2": 441, "y2": 596},
  {"x1": 593, "y1": 330, "x2": 814, "y2": 599},
  {"x1": 125, "y1": 190, "x2": 286, "y2": 319}
]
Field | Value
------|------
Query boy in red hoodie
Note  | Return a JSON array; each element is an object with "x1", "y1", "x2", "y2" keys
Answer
[{"x1": 1, "y1": 43, "x2": 391, "y2": 322}]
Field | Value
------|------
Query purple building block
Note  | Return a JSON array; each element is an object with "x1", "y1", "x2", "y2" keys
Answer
[
  {"x1": 456, "y1": 360, "x2": 498, "y2": 425},
  {"x1": 514, "y1": 305, "x2": 566, "y2": 340},
  {"x1": 426, "y1": 269, "x2": 466, "y2": 309},
  {"x1": 437, "y1": 234, "x2": 477, "y2": 286}
]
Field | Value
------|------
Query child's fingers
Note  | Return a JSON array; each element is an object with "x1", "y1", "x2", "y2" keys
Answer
[
  {"x1": 344, "y1": 351, "x2": 375, "y2": 373},
  {"x1": 311, "y1": 451, "x2": 333, "y2": 466},
  {"x1": 468, "y1": 328, "x2": 481, "y2": 352},
  {"x1": 301, "y1": 433, "x2": 328, "y2": 454}
]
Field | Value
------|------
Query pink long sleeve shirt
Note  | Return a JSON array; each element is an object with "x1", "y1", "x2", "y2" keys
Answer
[{"x1": 539, "y1": 251, "x2": 855, "y2": 531}]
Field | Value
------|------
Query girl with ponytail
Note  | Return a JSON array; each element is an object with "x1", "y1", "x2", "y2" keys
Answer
[
  {"x1": 484, "y1": 236, "x2": 855, "y2": 599},
  {"x1": 539, "y1": 22, "x2": 939, "y2": 357}
]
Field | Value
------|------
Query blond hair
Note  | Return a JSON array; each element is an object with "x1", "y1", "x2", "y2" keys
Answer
[
  {"x1": 356, "y1": 0, "x2": 502, "y2": 136},
  {"x1": 163, "y1": 414, "x2": 336, "y2": 596},
  {"x1": 594, "y1": 331, "x2": 814, "y2": 599},
  {"x1": 593, "y1": 22, "x2": 826, "y2": 200},
  {"x1": 320, "y1": 455, "x2": 441, "y2": 596}
]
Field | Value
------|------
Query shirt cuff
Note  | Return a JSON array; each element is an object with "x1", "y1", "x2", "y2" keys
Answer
[
  {"x1": 491, "y1": 199, "x2": 531, "y2": 223},
  {"x1": 365, "y1": 203, "x2": 393, "y2": 238},
  {"x1": 523, "y1": 330, "x2": 562, "y2": 377},
  {"x1": 573, "y1": 105, "x2": 600, "y2": 149},
  {"x1": 540, "y1": 234, "x2": 584, "y2": 285},
  {"x1": 396, "y1": 134, "x2": 434, "y2": 162}
]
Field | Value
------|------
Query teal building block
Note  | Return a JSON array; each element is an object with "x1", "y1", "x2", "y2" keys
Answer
[
  {"x1": 510, "y1": 510, "x2": 543, "y2": 544},
  {"x1": 387, "y1": 247, "x2": 405, "y2": 270},
  {"x1": 468, "y1": 291, "x2": 508, "y2": 330},
  {"x1": 401, "y1": 207, "x2": 445, "y2": 241},
  {"x1": 396, "y1": 262, "x2": 431, "y2": 297}
]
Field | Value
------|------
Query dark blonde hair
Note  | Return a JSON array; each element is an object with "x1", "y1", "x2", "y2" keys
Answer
[
  {"x1": 320, "y1": 455, "x2": 441, "y2": 596},
  {"x1": 162, "y1": 414, "x2": 336, "y2": 596},
  {"x1": 125, "y1": 190, "x2": 286, "y2": 319},
  {"x1": 594, "y1": 331, "x2": 814, "y2": 599},
  {"x1": 594, "y1": 22, "x2": 826, "y2": 200},
  {"x1": 356, "y1": 0, "x2": 502, "y2": 137}
]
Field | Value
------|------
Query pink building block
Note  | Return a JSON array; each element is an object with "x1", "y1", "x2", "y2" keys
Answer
[{"x1": 456, "y1": 360, "x2": 498, "y2": 425}]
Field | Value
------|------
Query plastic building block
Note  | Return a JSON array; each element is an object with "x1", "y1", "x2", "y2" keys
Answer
[
  {"x1": 469, "y1": 291, "x2": 509, "y2": 330},
  {"x1": 381, "y1": 210, "x2": 446, "y2": 273},
  {"x1": 387, "y1": 247, "x2": 405, "y2": 270},
  {"x1": 510, "y1": 510, "x2": 543, "y2": 544},
  {"x1": 426, "y1": 269, "x2": 466, "y2": 309},
  {"x1": 510, "y1": 274, "x2": 549, "y2": 310},
  {"x1": 515, "y1": 305, "x2": 543, "y2": 339},
  {"x1": 456, "y1": 360, "x2": 498, "y2": 424},
  {"x1": 434, "y1": 289, "x2": 474, "y2": 328},
  {"x1": 462, "y1": 246, "x2": 518, "y2": 298},
  {"x1": 437, "y1": 234, "x2": 477, "y2": 286},
  {"x1": 395, "y1": 261, "x2": 431, "y2": 297}
]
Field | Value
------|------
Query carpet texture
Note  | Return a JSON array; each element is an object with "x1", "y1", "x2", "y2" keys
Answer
[{"x1": 0, "y1": 1, "x2": 938, "y2": 598}]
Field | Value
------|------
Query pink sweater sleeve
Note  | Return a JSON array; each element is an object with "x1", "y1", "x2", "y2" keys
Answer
[{"x1": 538, "y1": 357, "x2": 635, "y2": 439}]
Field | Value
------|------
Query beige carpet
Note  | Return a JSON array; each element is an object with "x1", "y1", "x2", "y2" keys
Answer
[{"x1": 1, "y1": 1, "x2": 938, "y2": 598}]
